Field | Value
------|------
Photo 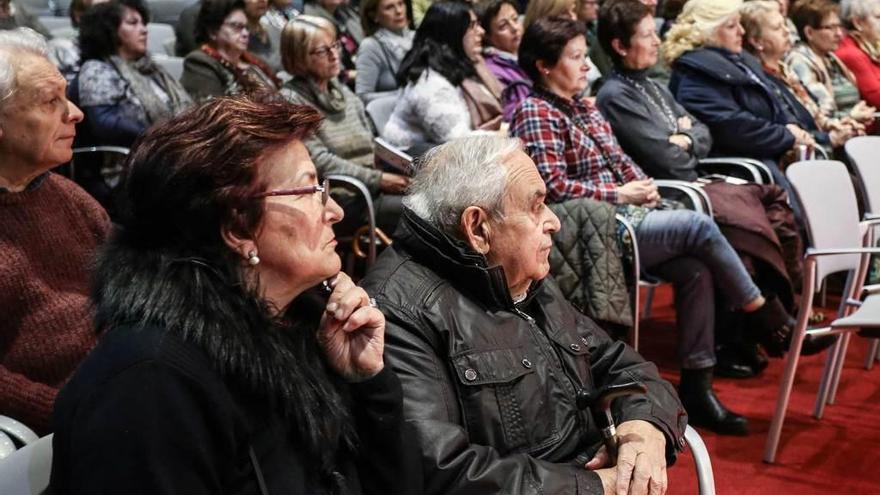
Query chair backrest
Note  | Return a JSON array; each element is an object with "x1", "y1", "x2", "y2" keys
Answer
[
  {"x1": 147, "y1": 23, "x2": 176, "y2": 56},
  {"x1": 365, "y1": 94, "x2": 398, "y2": 135},
  {"x1": 147, "y1": 0, "x2": 193, "y2": 26},
  {"x1": 845, "y1": 136, "x2": 880, "y2": 215},
  {"x1": 37, "y1": 15, "x2": 70, "y2": 31},
  {"x1": 0, "y1": 434, "x2": 53, "y2": 495},
  {"x1": 786, "y1": 160, "x2": 862, "y2": 291},
  {"x1": 153, "y1": 54, "x2": 185, "y2": 80}
]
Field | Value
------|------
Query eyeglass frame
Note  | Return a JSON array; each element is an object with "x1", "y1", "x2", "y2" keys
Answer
[
  {"x1": 308, "y1": 41, "x2": 341, "y2": 58},
  {"x1": 254, "y1": 177, "x2": 330, "y2": 206},
  {"x1": 222, "y1": 20, "x2": 249, "y2": 32}
]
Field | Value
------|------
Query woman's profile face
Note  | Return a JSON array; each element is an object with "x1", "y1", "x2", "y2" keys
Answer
[
  {"x1": 488, "y1": 3, "x2": 522, "y2": 54},
  {"x1": 251, "y1": 140, "x2": 344, "y2": 308},
  {"x1": 462, "y1": 10, "x2": 485, "y2": 61},
  {"x1": 755, "y1": 10, "x2": 791, "y2": 61},
  {"x1": 374, "y1": 0, "x2": 408, "y2": 32},
  {"x1": 116, "y1": 6, "x2": 148, "y2": 60},
  {"x1": 213, "y1": 9, "x2": 250, "y2": 54},
  {"x1": 711, "y1": 14, "x2": 744, "y2": 53},
  {"x1": 620, "y1": 14, "x2": 660, "y2": 70},
  {"x1": 806, "y1": 12, "x2": 843, "y2": 54}
]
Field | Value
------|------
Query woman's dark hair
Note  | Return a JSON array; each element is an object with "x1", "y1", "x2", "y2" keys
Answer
[
  {"x1": 597, "y1": 0, "x2": 652, "y2": 67},
  {"x1": 790, "y1": 0, "x2": 839, "y2": 41},
  {"x1": 195, "y1": 0, "x2": 247, "y2": 45},
  {"x1": 79, "y1": 0, "x2": 151, "y2": 62},
  {"x1": 518, "y1": 16, "x2": 585, "y2": 83},
  {"x1": 396, "y1": 0, "x2": 476, "y2": 86},
  {"x1": 477, "y1": 0, "x2": 520, "y2": 36}
]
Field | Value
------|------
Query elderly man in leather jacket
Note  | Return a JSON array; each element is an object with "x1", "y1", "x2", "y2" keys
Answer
[{"x1": 361, "y1": 136, "x2": 687, "y2": 495}]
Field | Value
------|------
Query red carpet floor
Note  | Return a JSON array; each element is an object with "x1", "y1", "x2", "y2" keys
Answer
[{"x1": 637, "y1": 286, "x2": 880, "y2": 494}]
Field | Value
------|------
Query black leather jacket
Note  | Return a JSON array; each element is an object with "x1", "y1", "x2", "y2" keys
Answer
[{"x1": 361, "y1": 209, "x2": 687, "y2": 495}]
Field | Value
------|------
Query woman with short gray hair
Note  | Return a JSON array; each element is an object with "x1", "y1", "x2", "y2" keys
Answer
[{"x1": 837, "y1": 0, "x2": 880, "y2": 108}]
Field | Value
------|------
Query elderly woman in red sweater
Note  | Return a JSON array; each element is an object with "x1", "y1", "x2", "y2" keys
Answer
[
  {"x1": 837, "y1": 0, "x2": 880, "y2": 108},
  {"x1": 0, "y1": 29, "x2": 109, "y2": 434}
]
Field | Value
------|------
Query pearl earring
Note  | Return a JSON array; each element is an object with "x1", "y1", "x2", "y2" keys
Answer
[{"x1": 247, "y1": 250, "x2": 260, "y2": 266}]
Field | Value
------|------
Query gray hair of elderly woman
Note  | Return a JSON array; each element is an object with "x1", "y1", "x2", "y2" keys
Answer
[
  {"x1": 840, "y1": 0, "x2": 880, "y2": 28},
  {"x1": 404, "y1": 135, "x2": 522, "y2": 238},
  {"x1": 0, "y1": 28, "x2": 48, "y2": 109}
]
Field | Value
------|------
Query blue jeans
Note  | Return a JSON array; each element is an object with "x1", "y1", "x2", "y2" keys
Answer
[{"x1": 636, "y1": 210, "x2": 762, "y2": 369}]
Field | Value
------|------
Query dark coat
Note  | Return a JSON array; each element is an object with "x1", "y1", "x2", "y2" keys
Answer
[
  {"x1": 669, "y1": 47, "x2": 797, "y2": 160},
  {"x1": 360, "y1": 208, "x2": 687, "y2": 495},
  {"x1": 50, "y1": 232, "x2": 421, "y2": 495}
]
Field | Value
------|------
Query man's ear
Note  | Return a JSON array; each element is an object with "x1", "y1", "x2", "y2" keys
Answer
[
  {"x1": 610, "y1": 38, "x2": 627, "y2": 58},
  {"x1": 221, "y1": 225, "x2": 254, "y2": 261},
  {"x1": 460, "y1": 206, "x2": 492, "y2": 255}
]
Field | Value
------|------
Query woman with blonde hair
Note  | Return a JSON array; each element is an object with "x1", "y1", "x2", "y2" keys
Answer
[
  {"x1": 280, "y1": 15, "x2": 409, "y2": 230},
  {"x1": 523, "y1": 0, "x2": 576, "y2": 30},
  {"x1": 665, "y1": 0, "x2": 813, "y2": 220}
]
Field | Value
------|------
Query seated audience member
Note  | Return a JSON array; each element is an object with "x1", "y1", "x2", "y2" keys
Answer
[
  {"x1": 361, "y1": 135, "x2": 687, "y2": 494},
  {"x1": 0, "y1": 29, "x2": 109, "y2": 434},
  {"x1": 836, "y1": 0, "x2": 880, "y2": 109},
  {"x1": 243, "y1": 0, "x2": 281, "y2": 71},
  {"x1": 280, "y1": 16, "x2": 409, "y2": 230},
  {"x1": 664, "y1": 0, "x2": 813, "y2": 218},
  {"x1": 478, "y1": 0, "x2": 533, "y2": 120},
  {"x1": 785, "y1": 0, "x2": 875, "y2": 126},
  {"x1": 741, "y1": 0, "x2": 863, "y2": 149},
  {"x1": 596, "y1": 0, "x2": 713, "y2": 180},
  {"x1": 48, "y1": 0, "x2": 103, "y2": 81},
  {"x1": 0, "y1": 0, "x2": 50, "y2": 37},
  {"x1": 524, "y1": 0, "x2": 576, "y2": 30},
  {"x1": 181, "y1": 0, "x2": 280, "y2": 101},
  {"x1": 511, "y1": 16, "x2": 823, "y2": 434},
  {"x1": 304, "y1": 0, "x2": 364, "y2": 85},
  {"x1": 49, "y1": 96, "x2": 421, "y2": 494},
  {"x1": 76, "y1": 0, "x2": 191, "y2": 147},
  {"x1": 383, "y1": 1, "x2": 503, "y2": 152},
  {"x1": 262, "y1": 0, "x2": 301, "y2": 31},
  {"x1": 355, "y1": 0, "x2": 413, "y2": 103}
]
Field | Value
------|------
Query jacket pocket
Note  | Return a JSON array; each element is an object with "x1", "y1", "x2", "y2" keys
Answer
[{"x1": 450, "y1": 346, "x2": 558, "y2": 454}]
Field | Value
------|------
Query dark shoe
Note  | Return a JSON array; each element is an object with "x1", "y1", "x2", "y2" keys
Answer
[
  {"x1": 714, "y1": 344, "x2": 759, "y2": 379},
  {"x1": 800, "y1": 334, "x2": 837, "y2": 356},
  {"x1": 745, "y1": 295, "x2": 794, "y2": 358},
  {"x1": 679, "y1": 368, "x2": 750, "y2": 436}
]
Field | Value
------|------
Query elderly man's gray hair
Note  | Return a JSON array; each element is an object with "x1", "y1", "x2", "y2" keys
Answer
[
  {"x1": 841, "y1": 0, "x2": 880, "y2": 26},
  {"x1": 0, "y1": 28, "x2": 49, "y2": 108},
  {"x1": 404, "y1": 135, "x2": 522, "y2": 237}
]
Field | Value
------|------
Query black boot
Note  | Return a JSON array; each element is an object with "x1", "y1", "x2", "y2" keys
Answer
[
  {"x1": 745, "y1": 295, "x2": 794, "y2": 358},
  {"x1": 679, "y1": 367, "x2": 750, "y2": 436},
  {"x1": 715, "y1": 341, "x2": 769, "y2": 378}
]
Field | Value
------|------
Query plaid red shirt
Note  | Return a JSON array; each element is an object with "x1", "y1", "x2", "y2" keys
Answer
[{"x1": 510, "y1": 88, "x2": 647, "y2": 204}]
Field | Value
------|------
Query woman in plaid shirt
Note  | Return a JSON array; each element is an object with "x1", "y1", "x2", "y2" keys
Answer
[{"x1": 510, "y1": 15, "x2": 807, "y2": 437}]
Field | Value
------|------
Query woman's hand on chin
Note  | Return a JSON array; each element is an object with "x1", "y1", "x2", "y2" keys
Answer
[{"x1": 317, "y1": 272, "x2": 386, "y2": 382}]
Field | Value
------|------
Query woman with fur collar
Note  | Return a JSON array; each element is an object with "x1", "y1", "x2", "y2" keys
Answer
[{"x1": 49, "y1": 96, "x2": 421, "y2": 495}]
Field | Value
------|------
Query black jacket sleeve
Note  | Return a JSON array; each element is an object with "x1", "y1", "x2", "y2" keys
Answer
[{"x1": 350, "y1": 366, "x2": 423, "y2": 495}]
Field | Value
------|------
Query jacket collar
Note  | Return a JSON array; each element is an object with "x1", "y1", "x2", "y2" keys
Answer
[
  {"x1": 393, "y1": 208, "x2": 542, "y2": 311},
  {"x1": 674, "y1": 47, "x2": 764, "y2": 86}
]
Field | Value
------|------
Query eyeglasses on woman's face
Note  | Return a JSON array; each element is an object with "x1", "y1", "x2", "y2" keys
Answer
[
  {"x1": 254, "y1": 177, "x2": 330, "y2": 206},
  {"x1": 309, "y1": 41, "x2": 341, "y2": 58}
]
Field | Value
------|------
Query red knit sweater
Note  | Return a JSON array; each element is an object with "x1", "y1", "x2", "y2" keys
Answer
[{"x1": 0, "y1": 173, "x2": 110, "y2": 434}]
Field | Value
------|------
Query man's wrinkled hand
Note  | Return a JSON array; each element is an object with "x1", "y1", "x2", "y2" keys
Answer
[{"x1": 614, "y1": 420, "x2": 667, "y2": 495}]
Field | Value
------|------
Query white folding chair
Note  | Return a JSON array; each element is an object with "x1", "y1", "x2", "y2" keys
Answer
[
  {"x1": 0, "y1": 434, "x2": 54, "y2": 495},
  {"x1": 364, "y1": 94, "x2": 398, "y2": 136},
  {"x1": 845, "y1": 136, "x2": 880, "y2": 367},
  {"x1": 698, "y1": 157, "x2": 775, "y2": 184},
  {"x1": 147, "y1": 23, "x2": 176, "y2": 56},
  {"x1": 153, "y1": 54, "x2": 185, "y2": 80},
  {"x1": 763, "y1": 160, "x2": 880, "y2": 463},
  {"x1": 37, "y1": 15, "x2": 70, "y2": 31},
  {"x1": 684, "y1": 425, "x2": 715, "y2": 495}
]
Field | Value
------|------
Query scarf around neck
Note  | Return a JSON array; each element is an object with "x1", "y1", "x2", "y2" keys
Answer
[
  {"x1": 109, "y1": 55, "x2": 191, "y2": 125},
  {"x1": 287, "y1": 76, "x2": 347, "y2": 113},
  {"x1": 849, "y1": 30, "x2": 880, "y2": 65}
]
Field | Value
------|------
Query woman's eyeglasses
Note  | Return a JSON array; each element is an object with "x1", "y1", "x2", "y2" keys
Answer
[
  {"x1": 254, "y1": 178, "x2": 329, "y2": 206},
  {"x1": 309, "y1": 41, "x2": 341, "y2": 58}
]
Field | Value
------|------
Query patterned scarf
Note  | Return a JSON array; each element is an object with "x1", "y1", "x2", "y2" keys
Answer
[{"x1": 109, "y1": 55, "x2": 192, "y2": 125}]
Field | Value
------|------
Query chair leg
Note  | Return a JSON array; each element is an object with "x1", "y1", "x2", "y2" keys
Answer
[
  {"x1": 864, "y1": 339, "x2": 879, "y2": 369},
  {"x1": 684, "y1": 425, "x2": 715, "y2": 495},
  {"x1": 631, "y1": 284, "x2": 641, "y2": 352},
  {"x1": 642, "y1": 285, "x2": 655, "y2": 319},
  {"x1": 826, "y1": 332, "x2": 852, "y2": 406},
  {"x1": 813, "y1": 335, "x2": 842, "y2": 419}
]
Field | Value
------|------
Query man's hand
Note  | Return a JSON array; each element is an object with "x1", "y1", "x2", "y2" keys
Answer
[
  {"x1": 585, "y1": 420, "x2": 667, "y2": 495},
  {"x1": 617, "y1": 179, "x2": 660, "y2": 206},
  {"x1": 668, "y1": 134, "x2": 692, "y2": 151},
  {"x1": 676, "y1": 116, "x2": 692, "y2": 131},
  {"x1": 379, "y1": 172, "x2": 410, "y2": 194}
]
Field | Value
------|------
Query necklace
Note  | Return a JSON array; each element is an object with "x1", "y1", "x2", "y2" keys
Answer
[{"x1": 615, "y1": 71, "x2": 678, "y2": 133}]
